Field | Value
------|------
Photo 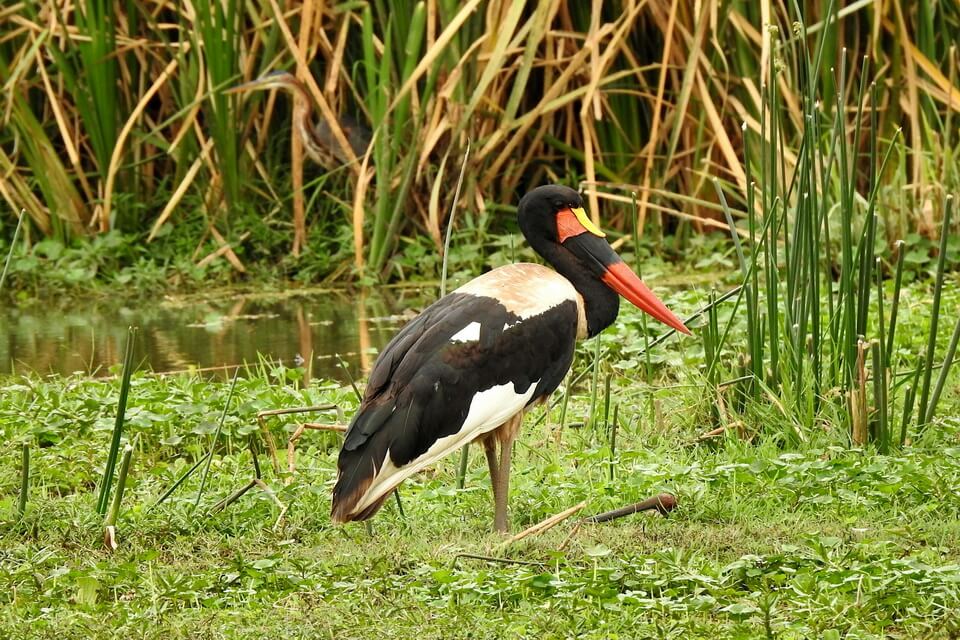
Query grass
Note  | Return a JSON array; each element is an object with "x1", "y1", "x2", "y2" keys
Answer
[
  {"x1": 96, "y1": 326, "x2": 137, "y2": 515},
  {"x1": 2, "y1": 273, "x2": 959, "y2": 638}
]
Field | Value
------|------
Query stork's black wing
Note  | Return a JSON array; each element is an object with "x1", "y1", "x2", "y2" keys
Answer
[{"x1": 332, "y1": 289, "x2": 578, "y2": 521}]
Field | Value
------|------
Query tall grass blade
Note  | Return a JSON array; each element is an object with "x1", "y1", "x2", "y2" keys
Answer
[
  {"x1": 96, "y1": 326, "x2": 138, "y2": 515},
  {"x1": 602, "y1": 373, "x2": 612, "y2": 433},
  {"x1": 875, "y1": 261, "x2": 889, "y2": 452},
  {"x1": 629, "y1": 193, "x2": 653, "y2": 384},
  {"x1": 588, "y1": 334, "x2": 602, "y2": 431},
  {"x1": 445, "y1": 142, "x2": 472, "y2": 490},
  {"x1": 441, "y1": 142, "x2": 471, "y2": 297},
  {"x1": 870, "y1": 341, "x2": 887, "y2": 452},
  {"x1": 899, "y1": 382, "x2": 917, "y2": 448},
  {"x1": 917, "y1": 195, "x2": 953, "y2": 430},
  {"x1": 923, "y1": 313, "x2": 960, "y2": 427},
  {"x1": 0, "y1": 209, "x2": 25, "y2": 293},
  {"x1": 194, "y1": 370, "x2": 241, "y2": 510},
  {"x1": 17, "y1": 443, "x2": 29, "y2": 519},
  {"x1": 153, "y1": 453, "x2": 210, "y2": 508},
  {"x1": 553, "y1": 361, "x2": 571, "y2": 426},
  {"x1": 609, "y1": 404, "x2": 619, "y2": 482},
  {"x1": 885, "y1": 241, "x2": 906, "y2": 366}
]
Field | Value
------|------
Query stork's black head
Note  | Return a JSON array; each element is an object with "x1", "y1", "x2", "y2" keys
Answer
[
  {"x1": 517, "y1": 184, "x2": 690, "y2": 335},
  {"x1": 517, "y1": 185, "x2": 588, "y2": 244}
]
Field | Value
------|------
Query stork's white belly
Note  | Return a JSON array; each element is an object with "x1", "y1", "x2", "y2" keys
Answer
[{"x1": 351, "y1": 380, "x2": 540, "y2": 514}]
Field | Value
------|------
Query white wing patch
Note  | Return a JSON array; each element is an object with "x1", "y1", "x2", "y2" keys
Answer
[
  {"x1": 450, "y1": 321, "x2": 481, "y2": 343},
  {"x1": 350, "y1": 381, "x2": 539, "y2": 515}
]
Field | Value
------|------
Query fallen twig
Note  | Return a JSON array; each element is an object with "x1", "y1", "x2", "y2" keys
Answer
[
  {"x1": 500, "y1": 501, "x2": 587, "y2": 546},
  {"x1": 557, "y1": 520, "x2": 583, "y2": 552},
  {"x1": 453, "y1": 552, "x2": 544, "y2": 568},
  {"x1": 257, "y1": 404, "x2": 337, "y2": 473},
  {"x1": 286, "y1": 422, "x2": 348, "y2": 484},
  {"x1": 581, "y1": 494, "x2": 676, "y2": 524},
  {"x1": 697, "y1": 426, "x2": 727, "y2": 440}
]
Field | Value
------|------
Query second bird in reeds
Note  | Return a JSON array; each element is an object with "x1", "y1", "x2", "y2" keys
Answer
[{"x1": 227, "y1": 71, "x2": 371, "y2": 169}]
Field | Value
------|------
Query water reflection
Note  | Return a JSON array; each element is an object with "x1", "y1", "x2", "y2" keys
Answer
[{"x1": 0, "y1": 288, "x2": 426, "y2": 381}]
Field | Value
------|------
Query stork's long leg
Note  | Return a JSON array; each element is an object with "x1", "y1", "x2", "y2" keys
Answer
[
  {"x1": 492, "y1": 438, "x2": 512, "y2": 534},
  {"x1": 491, "y1": 412, "x2": 524, "y2": 533},
  {"x1": 482, "y1": 436, "x2": 502, "y2": 514}
]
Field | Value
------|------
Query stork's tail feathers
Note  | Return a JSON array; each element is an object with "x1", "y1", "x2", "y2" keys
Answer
[
  {"x1": 330, "y1": 454, "x2": 389, "y2": 523},
  {"x1": 331, "y1": 393, "x2": 428, "y2": 524},
  {"x1": 330, "y1": 482, "x2": 390, "y2": 523},
  {"x1": 331, "y1": 442, "x2": 383, "y2": 523},
  {"x1": 330, "y1": 402, "x2": 400, "y2": 523}
]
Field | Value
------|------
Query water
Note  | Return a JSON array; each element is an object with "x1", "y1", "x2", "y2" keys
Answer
[{"x1": 0, "y1": 288, "x2": 428, "y2": 381}]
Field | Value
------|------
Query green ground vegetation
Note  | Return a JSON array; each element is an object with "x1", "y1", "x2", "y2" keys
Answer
[{"x1": 2, "y1": 277, "x2": 959, "y2": 639}]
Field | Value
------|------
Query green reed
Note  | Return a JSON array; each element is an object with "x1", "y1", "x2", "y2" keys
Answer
[
  {"x1": 96, "y1": 326, "x2": 138, "y2": 515},
  {"x1": 17, "y1": 443, "x2": 29, "y2": 519},
  {"x1": 713, "y1": 5, "x2": 958, "y2": 449}
]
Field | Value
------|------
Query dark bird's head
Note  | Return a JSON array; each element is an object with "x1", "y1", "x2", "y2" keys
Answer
[
  {"x1": 226, "y1": 71, "x2": 371, "y2": 165},
  {"x1": 518, "y1": 184, "x2": 690, "y2": 335}
]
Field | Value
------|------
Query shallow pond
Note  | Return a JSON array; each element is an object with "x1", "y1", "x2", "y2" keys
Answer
[{"x1": 0, "y1": 287, "x2": 429, "y2": 381}]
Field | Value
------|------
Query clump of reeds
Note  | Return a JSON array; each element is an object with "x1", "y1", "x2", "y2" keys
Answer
[
  {"x1": 710, "y1": 5, "x2": 959, "y2": 449},
  {"x1": 2, "y1": 2, "x2": 957, "y2": 276}
]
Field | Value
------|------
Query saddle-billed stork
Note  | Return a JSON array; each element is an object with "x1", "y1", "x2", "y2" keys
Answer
[{"x1": 332, "y1": 185, "x2": 689, "y2": 532}]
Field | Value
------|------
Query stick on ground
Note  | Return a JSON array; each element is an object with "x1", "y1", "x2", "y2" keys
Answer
[
  {"x1": 581, "y1": 494, "x2": 677, "y2": 524},
  {"x1": 500, "y1": 501, "x2": 587, "y2": 546}
]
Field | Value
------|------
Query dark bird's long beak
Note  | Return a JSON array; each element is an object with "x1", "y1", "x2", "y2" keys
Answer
[
  {"x1": 224, "y1": 78, "x2": 270, "y2": 94},
  {"x1": 224, "y1": 72, "x2": 298, "y2": 95},
  {"x1": 558, "y1": 206, "x2": 690, "y2": 335}
]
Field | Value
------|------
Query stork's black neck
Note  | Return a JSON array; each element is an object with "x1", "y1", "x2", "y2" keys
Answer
[{"x1": 535, "y1": 241, "x2": 620, "y2": 338}]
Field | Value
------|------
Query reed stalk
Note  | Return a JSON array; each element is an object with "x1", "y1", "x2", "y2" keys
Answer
[
  {"x1": 194, "y1": 370, "x2": 241, "y2": 510},
  {"x1": 104, "y1": 444, "x2": 134, "y2": 528},
  {"x1": 917, "y1": 196, "x2": 954, "y2": 431},
  {"x1": 96, "y1": 326, "x2": 137, "y2": 515},
  {"x1": 588, "y1": 335, "x2": 602, "y2": 432},
  {"x1": 0, "y1": 210, "x2": 25, "y2": 293},
  {"x1": 608, "y1": 404, "x2": 619, "y2": 482},
  {"x1": 923, "y1": 314, "x2": 960, "y2": 427},
  {"x1": 17, "y1": 443, "x2": 29, "y2": 519}
]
